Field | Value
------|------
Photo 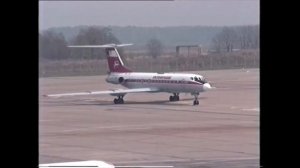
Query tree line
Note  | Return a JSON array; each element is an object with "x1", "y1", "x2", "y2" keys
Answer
[
  {"x1": 39, "y1": 25, "x2": 259, "y2": 60},
  {"x1": 212, "y1": 26, "x2": 259, "y2": 53},
  {"x1": 39, "y1": 27, "x2": 120, "y2": 61},
  {"x1": 39, "y1": 26, "x2": 165, "y2": 61},
  {"x1": 45, "y1": 25, "x2": 222, "y2": 46}
]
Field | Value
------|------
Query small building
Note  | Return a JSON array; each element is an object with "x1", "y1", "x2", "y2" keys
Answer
[{"x1": 176, "y1": 45, "x2": 207, "y2": 57}]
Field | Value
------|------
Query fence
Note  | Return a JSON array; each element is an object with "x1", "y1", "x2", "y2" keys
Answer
[{"x1": 39, "y1": 50, "x2": 259, "y2": 77}]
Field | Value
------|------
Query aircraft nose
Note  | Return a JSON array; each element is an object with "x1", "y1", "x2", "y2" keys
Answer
[{"x1": 203, "y1": 83, "x2": 212, "y2": 91}]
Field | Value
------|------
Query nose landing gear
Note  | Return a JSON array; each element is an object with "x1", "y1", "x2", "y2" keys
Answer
[
  {"x1": 193, "y1": 99, "x2": 199, "y2": 105},
  {"x1": 192, "y1": 93, "x2": 199, "y2": 105}
]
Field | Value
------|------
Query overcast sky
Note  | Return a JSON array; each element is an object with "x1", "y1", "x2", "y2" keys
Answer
[{"x1": 39, "y1": 0, "x2": 259, "y2": 30}]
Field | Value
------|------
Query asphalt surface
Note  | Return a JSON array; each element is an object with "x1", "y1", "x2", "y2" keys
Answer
[{"x1": 39, "y1": 68, "x2": 259, "y2": 168}]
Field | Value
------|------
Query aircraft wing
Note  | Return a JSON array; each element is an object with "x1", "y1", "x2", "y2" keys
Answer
[
  {"x1": 44, "y1": 88, "x2": 158, "y2": 98},
  {"x1": 39, "y1": 160, "x2": 114, "y2": 168}
]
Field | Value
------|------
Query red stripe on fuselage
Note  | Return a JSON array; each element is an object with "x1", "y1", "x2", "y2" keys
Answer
[{"x1": 124, "y1": 79, "x2": 203, "y2": 85}]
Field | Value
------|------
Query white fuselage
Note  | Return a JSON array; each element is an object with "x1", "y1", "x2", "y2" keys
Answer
[{"x1": 106, "y1": 72, "x2": 209, "y2": 94}]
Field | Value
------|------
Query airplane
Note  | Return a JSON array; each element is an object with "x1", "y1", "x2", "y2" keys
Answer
[{"x1": 44, "y1": 43, "x2": 213, "y2": 105}]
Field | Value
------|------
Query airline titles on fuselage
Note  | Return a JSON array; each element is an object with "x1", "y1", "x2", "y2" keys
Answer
[{"x1": 153, "y1": 76, "x2": 172, "y2": 79}]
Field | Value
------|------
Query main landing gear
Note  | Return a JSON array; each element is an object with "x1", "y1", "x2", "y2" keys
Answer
[
  {"x1": 193, "y1": 93, "x2": 199, "y2": 105},
  {"x1": 114, "y1": 95, "x2": 124, "y2": 104},
  {"x1": 169, "y1": 93, "x2": 180, "y2": 101}
]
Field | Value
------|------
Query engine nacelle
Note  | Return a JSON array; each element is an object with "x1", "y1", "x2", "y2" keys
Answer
[
  {"x1": 106, "y1": 76, "x2": 125, "y2": 84},
  {"x1": 118, "y1": 77, "x2": 124, "y2": 83}
]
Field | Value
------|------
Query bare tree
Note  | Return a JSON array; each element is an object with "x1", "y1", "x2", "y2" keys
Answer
[
  {"x1": 236, "y1": 25, "x2": 259, "y2": 50},
  {"x1": 222, "y1": 27, "x2": 237, "y2": 52},
  {"x1": 211, "y1": 27, "x2": 237, "y2": 53},
  {"x1": 146, "y1": 38, "x2": 163, "y2": 59},
  {"x1": 71, "y1": 27, "x2": 120, "y2": 59},
  {"x1": 252, "y1": 26, "x2": 259, "y2": 49},
  {"x1": 212, "y1": 34, "x2": 223, "y2": 53},
  {"x1": 39, "y1": 31, "x2": 69, "y2": 60}
]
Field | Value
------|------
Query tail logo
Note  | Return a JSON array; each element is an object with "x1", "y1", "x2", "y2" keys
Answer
[{"x1": 113, "y1": 60, "x2": 120, "y2": 68}]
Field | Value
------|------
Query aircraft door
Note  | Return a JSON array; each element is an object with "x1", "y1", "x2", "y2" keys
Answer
[{"x1": 180, "y1": 79, "x2": 186, "y2": 91}]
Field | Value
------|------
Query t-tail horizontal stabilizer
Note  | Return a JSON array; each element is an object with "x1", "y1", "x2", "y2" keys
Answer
[{"x1": 68, "y1": 43, "x2": 133, "y2": 48}]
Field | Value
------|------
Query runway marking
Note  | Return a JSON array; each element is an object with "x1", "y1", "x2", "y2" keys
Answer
[
  {"x1": 189, "y1": 157, "x2": 259, "y2": 164},
  {"x1": 58, "y1": 121, "x2": 258, "y2": 133},
  {"x1": 60, "y1": 123, "x2": 193, "y2": 133},
  {"x1": 116, "y1": 166, "x2": 173, "y2": 168},
  {"x1": 39, "y1": 119, "x2": 62, "y2": 122},
  {"x1": 230, "y1": 106, "x2": 243, "y2": 109},
  {"x1": 111, "y1": 105, "x2": 259, "y2": 116},
  {"x1": 242, "y1": 108, "x2": 259, "y2": 112},
  {"x1": 114, "y1": 159, "x2": 189, "y2": 164},
  {"x1": 39, "y1": 166, "x2": 97, "y2": 167},
  {"x1": 114, "y1": 157, "x2": 259, "y2": 164},
  {"x1": 43, "y1": 117, "x2": 258, "y2": 133}
]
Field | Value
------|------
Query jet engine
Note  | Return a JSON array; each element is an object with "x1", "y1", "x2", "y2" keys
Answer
[{"x1": 106, "y1": 76, "x2": 126, "y2": 84}]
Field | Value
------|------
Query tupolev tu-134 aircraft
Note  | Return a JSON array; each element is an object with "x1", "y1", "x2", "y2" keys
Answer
[{"x1": 44, "y1": 44, "x2": 214, "y2": 105}]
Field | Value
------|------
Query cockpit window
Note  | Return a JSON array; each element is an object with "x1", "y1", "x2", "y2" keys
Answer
[
  {"x1": 199, "y1": 77, "x2": 207, "y2": 84},
  {"x1": 192, "y1": 76, "x2": 207, "y2": 84},
  {"x1": 193, "y1": 76, "x2": 207, "y2": 84}
]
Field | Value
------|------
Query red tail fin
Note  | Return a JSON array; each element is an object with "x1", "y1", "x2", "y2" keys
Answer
[
  {"x1": 105, "y1": 48, "x2": 132, "y2": 73},
  {"x1": 68, "y1": 44, "x2": 132, "y2": 73}
]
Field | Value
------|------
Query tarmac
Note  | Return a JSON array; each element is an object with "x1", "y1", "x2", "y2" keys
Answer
[{"x1": 39, "y1": 68, "x2": 259, "y2": 168}]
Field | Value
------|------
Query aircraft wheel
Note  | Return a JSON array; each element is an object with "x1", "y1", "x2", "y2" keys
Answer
[
  {"x1": 114, "y1": 97, "x2": 125, "y2": 104},
  {"x1": 193, "y1": 100, "x2": 199, "y2": 105},
  {"x1": 169, "y1": 96, "x2": 174, "y2": 101},
  {"x1": 176, "y1": 96, "x2": 180, "y2": 101}
]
